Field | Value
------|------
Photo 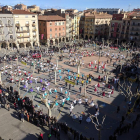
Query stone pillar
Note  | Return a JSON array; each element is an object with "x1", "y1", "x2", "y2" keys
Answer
[
  {"x1": 55, "y1": 70, "x2": 57, "y2": 85},
  {"x1": 47, "y1": 40, "x2": 49, "y2": 47},
  {"x1": 31, "y1": 42, "x2": 33, "y2": 48},
  {"x1": 0, "y1": 72, "x2": 2, "y2": 85},
  {"x1": 77, "y1": 64, "x2": 80, "y2": 74},
  {"x1": 64, "y1": 38, "x2": 66, "y2": 42},
  {"x1": 24, "y1": 43, "x2": 26, "y2": 49},
  {"x1": 56, "y1": 59, "x2": 58, "y2": 67},
  {"x1": 0, "y1": 43, "x2": 1, "y2": 50}
]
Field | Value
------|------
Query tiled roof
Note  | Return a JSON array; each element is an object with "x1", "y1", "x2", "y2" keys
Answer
[
  {"x1": 11, "y1": 9, "x2": 36, "y2": 14},
  {"x1": 38, "y1": 15, "x2": 66, "y2": 21}
]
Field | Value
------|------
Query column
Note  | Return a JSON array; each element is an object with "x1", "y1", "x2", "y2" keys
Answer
[
  {"x1": 84, "y1": 82, "x2": 86, "y2": 97},
  {"x1": 64, "y1": 38, "x2": 66, "y2": 42},
  {"x1": 7, "y1": 43, "x2": 9, "y2": 50},
  {"x1": 31, "y1": 42, "x2": 33, "y2": 48},
  {"x1": 0, "y1": 43, "x2": 1, "y2": 50},
  {"x1": 24, "y1": 43, "x2": 26, "y2": 49},
  {"x1": 47, "y1": 39, "x2": 49, "y2": 47}
]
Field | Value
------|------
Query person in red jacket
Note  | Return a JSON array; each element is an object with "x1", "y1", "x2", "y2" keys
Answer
[{"x1": 38, "y1": 133, "x2": 43, "y2": 140}]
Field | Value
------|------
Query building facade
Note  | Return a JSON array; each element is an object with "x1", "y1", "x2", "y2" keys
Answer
[
  {"x1": 12, "y1": 10, "x2": 39, "y2": 48},
  {"x1": 44, "y1": 9, "x2": 74, "y2": 41},
  {"x1": 87, "y1": 8, "x2": 121, "y2": 15},
  {"x1": 84, "y1": 12, "x2": 112, "y2": 40},
  {"x1": 0, "y1": 13, "x2": 16, "y2": 49},
  {"x1": 38, "y1": 15, "x2": 66, "y2": 46},
  {"x1": 14, "y1": 4, "x2": 27, "y2": 10},
  {"x1": 109, "y1": 11, "x2": 140, "y2": 45}
]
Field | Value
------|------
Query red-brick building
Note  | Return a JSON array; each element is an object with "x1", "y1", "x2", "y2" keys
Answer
[{"x1": 38, "y1": 15, "x2": 66, "y2": 46}]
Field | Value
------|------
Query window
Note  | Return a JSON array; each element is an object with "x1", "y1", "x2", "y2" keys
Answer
[
  {"x1": 10, "y1": 35, "x2": 13, "y2": 39},
  {"x1": 59, "y1": 22, "x2": 61, "y2": 25},
  {"x1": 62, "y1": 22, "x2": 64, "y2": 25},
  {"x1": 59, "y1": 28, "x2": 61, "y2": 31},
  {"x1": 63, "y1": 27, "x2": 64, "y2": 30},
  {"x1": 59, "y1": 33, "x2": 61, "y2": 36},
  {"x1": 50, "y1": 22, "x2": 52, "y2": 26},
  {"x1": 50, "y1": 34, "x2": 52, "y2": 38},
  {"x1": 55, "y1": 33, "x2": 57, "y2": 37},
  {"x1": 26, "y1": 21, "x2": 29, "y2": 24},
  {"x1": 16, "y1": 21, "x2": 19, "y2": 23},
  {"x1": 55, "y1": 28, "x2": 57, "y2": 31},
  {"x1": 25, "y1": 16, "x2": 28, "y2": 18},
  {"x1": 15, "y1": 16, "x2": 19, "y2": 18},
  {"x1": 43, "y1": 23, "x2": 45, "y2": 26},
  {"x1": 55, "y1": 22, "x2": 57, "y2": 26},
  {"x1": 32, "y1": 16, "x2": 35, "y2": 18},
  {"x1": 50, "y1": 28, "x2": 52, "y2": 32}
]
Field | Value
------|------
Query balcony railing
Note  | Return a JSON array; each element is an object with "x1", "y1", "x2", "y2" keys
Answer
[
  {"x1": 32, "y1": 23, "x2": 36, "y2": 27},
  {"x1": 131, "y1": 24, "x2": 140, "y2": 26},
  {"x1": 5, "y1": 24, "x2": 13, "y2": 27},
  {"x1": 8, "y1": 31, "x2": 13, "y2": 34},
  {"x1": 15, "y1": 23, "x2": 20, "y2": 27},
  {"x1": 25, "y1": 24, "x2": 29, "y2": 27},
  {"x1": 0, "y1": 32, "x2": 4, "y2": 35},
  {"x1": 16, "y1": 30, "x2": 30, "y2": 33},
  {"x1": 32, "y1": 29, "x2": 36, "y2": 32},
  {"x1": 17, "y1": 35, "x2": 30, "y2": 39},
  {"x1": 0, "y1": 24, "x2": 4, "y2": 27}
]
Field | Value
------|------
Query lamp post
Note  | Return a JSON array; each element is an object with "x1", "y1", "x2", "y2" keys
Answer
[
  {"x1": 117, "y1": 38, "x2": 118, "y2": 46},
  {"x1": 97, "y1": 47, "x2": 101, "y2": 73}
]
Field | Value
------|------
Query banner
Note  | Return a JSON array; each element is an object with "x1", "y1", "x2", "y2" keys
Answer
[
  {"x1": 41, "y1": 34, "x2": 44, "y2": 40},
  {"x1": 21, "y1": 61, "x2": 27, "y2": 65},
  {"x1": 65, "y1": 79, "x2": 75, "y2": 85}
]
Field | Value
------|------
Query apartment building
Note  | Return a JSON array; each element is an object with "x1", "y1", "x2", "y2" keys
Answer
[
  {"x1": 109, "y1": 12, "x2": 140, "y2": 45},
  {"x1": 84, "y1": 11, "x2": 112, "y2": 40},
  {"x1": 0, "y1": 12, "x2": 16, "y2": 49},
  {"x1": 38, "y1": 15, "x2": 66, "y2": 46},
  {"x1": 12, "y1": 9, "x2": 39, "y2": 48}
]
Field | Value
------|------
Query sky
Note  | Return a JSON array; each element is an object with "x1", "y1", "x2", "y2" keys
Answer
[{"x1": 0, "y1": 0, "x2": 140, "y2": 11}]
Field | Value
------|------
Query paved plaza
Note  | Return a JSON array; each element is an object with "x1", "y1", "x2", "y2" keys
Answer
[{"x1": 0, "y1": 42, "x2": 140, "y2": 140}]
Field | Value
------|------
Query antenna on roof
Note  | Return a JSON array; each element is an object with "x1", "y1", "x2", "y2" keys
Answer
[{"x1": 128, "y1": 4, "x2": 131, "y2": 12}]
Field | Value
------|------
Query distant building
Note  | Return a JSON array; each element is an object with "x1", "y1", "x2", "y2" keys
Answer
[
  {"x1": 87, "y1": 8, "x2": 120, "y2": 15},
  {"x1": 27, "y1": 5, "x2": 40, "y2": 12},
  {"x1": 65, "y1": 9, "x2": 78, "y2": 13},
  {"x1": 133, "y1": 9, "x2": 140, "y2": 12},
  {"x1": 2, "y1": 5, "x2": 13, "y2": 12},
  {"x1": 14, "y1": 4, "x2": 27, "y2": 10}
]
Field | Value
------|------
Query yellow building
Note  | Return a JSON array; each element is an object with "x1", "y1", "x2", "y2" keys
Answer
[
  {"x1": 27, "y1": 5, "x2": 40, "y2": 12},
  {"x1": 84, "y1": 12, "x2": 112, "y2": 40},
  {"x1": 12, "y1": 9, "x2": 40, "y2": 48}
]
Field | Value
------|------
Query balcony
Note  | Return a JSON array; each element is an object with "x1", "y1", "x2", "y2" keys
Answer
[
  {"x1": 0, "y1": 32, "x2": 4, "y2": 35},
  {"x1": 32, "y1": 23, "x2": 36, "y2": 27},
  {"x1": 25, "y1": 24, "x2": 29, "y2": 27},
  {"x1": 32, "y1": 29, "x2": 36, "y2": 32},
  {"x1": 8, "y1": 31, "x2": 13, "y2": 34},
  {"x1": 17, "y1": 35, "x2": 30, "y2": 39},
  {"x1": 0, "y1": 24, "x2": 4, "y2": 27},
  {"x1": 16, "y1": 30, "x2": 30, "y2": 33},
  {"x1": 5, "y1": 24, "x2": 13, "y2": 27},
  {"x1": 131, "y1": 24, "x2": 140, "y2": 26},
  {"x1": 15, "y1": 23, "x2": 20, "y2": 27}
]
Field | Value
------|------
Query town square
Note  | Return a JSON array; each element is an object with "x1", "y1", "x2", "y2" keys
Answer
[{"x1": 0, "y1": 3, "x2": 140, "y2": 140}]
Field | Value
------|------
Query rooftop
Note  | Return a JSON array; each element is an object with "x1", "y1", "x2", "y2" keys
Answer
[
  {"x1": 38, "y1": 15, "x2": 66, "y2": 21},
  {"x1": 11, "y1": 9, "x2": 36, "y2": 14}
]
